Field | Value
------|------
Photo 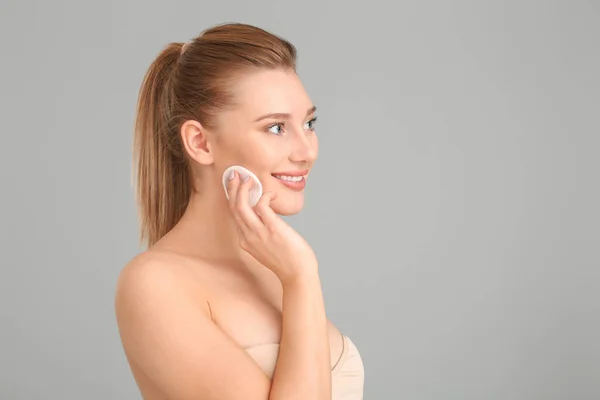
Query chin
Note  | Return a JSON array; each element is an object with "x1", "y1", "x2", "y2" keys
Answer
[{"x1": 270, "y1": 193, "x2": 305, "y2": 216}]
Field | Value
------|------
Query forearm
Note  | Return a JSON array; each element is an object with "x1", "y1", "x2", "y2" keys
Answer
[{"x1": 268, "y1": 270, "x2": 331, "y2": 400}]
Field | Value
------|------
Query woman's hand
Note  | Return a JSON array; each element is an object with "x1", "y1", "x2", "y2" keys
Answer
[{"x1": 225, "y1": 171, "x2": 318, "y2": 284}]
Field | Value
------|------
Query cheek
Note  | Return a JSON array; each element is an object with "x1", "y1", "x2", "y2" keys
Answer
[
  {"x1": 219, "y1": 135, "x2": 284, "y2": 170},
  {"x1": 310, "y1": 134, "x2": 319, "y2": 159}
]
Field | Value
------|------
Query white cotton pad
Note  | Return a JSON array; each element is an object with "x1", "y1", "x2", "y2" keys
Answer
[{"x1": 222, "y1": 165, "x2": 263, "y2": 207}]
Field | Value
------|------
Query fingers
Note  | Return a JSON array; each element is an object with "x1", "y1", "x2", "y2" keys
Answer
[
  {"x1": 225, "y1": 171, "x2": 245, "y2": 228},
  {"x1": 235, "y1": 177, "x2": 264, "y2": 231},
  {"x1": 226, "y1": 171, "x2": 264, "y2": 232},
  {"x1": 254, "y1": 192, "x2": 280, "y2": 229}
]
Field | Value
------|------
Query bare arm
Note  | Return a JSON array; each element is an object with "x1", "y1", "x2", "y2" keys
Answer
[
  {"x1": 115, "y1": 256, "x2": 331, "y2": 400},
  {"x1": 269, "y1": 271, "x2": 331, "y2": 399}
]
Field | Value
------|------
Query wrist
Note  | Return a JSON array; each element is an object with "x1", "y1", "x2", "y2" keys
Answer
[{"x1": 278, "y1": 263, "x2": 320, "y2": 288}]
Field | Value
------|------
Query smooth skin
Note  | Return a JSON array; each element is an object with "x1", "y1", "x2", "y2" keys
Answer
[{"x1": 115, "y1": 69, "x2": 343, "y2": 400}]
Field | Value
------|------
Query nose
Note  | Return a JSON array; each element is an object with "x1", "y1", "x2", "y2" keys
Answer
[{"x1": 289, "y1": 130, "x2": 317, "y2": 163}]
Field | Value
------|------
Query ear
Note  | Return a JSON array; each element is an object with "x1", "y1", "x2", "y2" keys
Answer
[{"x1": 180, "y1": 120, "x2": 214, "y2": 166}]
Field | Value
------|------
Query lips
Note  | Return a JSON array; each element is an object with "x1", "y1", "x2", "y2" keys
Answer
[
  {"x1": 271, "y1": 169, "x2": 309, "y2": 177},
  {"x1": 271, "y1": 170, "x2": 308, "y2": 191},
  {"x1": 272, "y1": 174, "x2": 304, "y2": 182}
]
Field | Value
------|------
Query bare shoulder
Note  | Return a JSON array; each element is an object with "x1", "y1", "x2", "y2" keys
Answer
[
  {"x1": 117, "y1": 248, "x2": 202, "y2": 278},
  {"x1": 114, "y1": 250, "x2": 211, "y2": 316},
  {"x1": 116, "y1": 250, "x2": 197, "y2": 288},
  {"x1": 117, "y1": 251, "x2": 184, "y2": 297},
  {"x1": 114, "y1": 250, "x2": 272, "y2": 399}
]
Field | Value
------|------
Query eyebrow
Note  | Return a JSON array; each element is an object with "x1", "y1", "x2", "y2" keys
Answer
[{"x1": 253, "y1": 106, "x2": 317, "y2": 122}]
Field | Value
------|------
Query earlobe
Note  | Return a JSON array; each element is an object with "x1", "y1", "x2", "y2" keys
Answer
[{"x1": 180, "y1": 120, "x2": 214, "y2": 165}]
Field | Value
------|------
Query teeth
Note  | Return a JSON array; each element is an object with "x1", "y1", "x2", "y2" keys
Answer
[{"x1": 274, "y1": 175, "x2": 303, "y2": 182}]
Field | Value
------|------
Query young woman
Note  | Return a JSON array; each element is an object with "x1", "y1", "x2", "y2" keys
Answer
[{"x1": 115, "y1": 22, "x2": 364, "y2": 400}]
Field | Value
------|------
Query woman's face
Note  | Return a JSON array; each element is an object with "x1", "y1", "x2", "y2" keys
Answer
[{"x1": 208, "y1": 69, "x2": 319, "y2": 215}]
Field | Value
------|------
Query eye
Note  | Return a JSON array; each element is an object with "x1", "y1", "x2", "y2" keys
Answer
[
  {"x1": 267, "y1": 123, "x2": 284, "y2": 135},
  {"x1": 304, "y1": 116, "x2": 318, "y2": 131}
]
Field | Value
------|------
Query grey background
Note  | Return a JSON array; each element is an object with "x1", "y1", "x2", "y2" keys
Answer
[{"x1": 1, "y1": 0, "x2": 598, "y2": 399}]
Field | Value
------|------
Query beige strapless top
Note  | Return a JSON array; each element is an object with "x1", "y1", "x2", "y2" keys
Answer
[{"x1": 245, "y1": 334, "x2": 364, "y2": 399}]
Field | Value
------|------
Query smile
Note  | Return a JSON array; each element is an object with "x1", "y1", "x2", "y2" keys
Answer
[
  {"x1": 271, "y1": 170, "x2": 308, "y2": 191},
  {"x1": 273, "y1": 175, "x2": 303, "y2": 182}
]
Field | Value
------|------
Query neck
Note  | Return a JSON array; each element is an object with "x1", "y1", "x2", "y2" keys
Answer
[{"x1": 164, "y1": 181, "x2": 245, "y2": 262}]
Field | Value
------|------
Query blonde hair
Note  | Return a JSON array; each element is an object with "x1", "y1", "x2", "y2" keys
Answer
[{"x1": 133, "y1": 23, "x2": 297, "y2": 247}]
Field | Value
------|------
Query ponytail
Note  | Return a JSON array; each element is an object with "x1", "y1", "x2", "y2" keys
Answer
[{"x1": 133, "y1": 42, "x2": 191, "y2": 248}]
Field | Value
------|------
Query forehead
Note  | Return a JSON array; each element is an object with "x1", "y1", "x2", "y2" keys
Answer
[{"x1": 230, "y1": 69, "x2": 313, "y2": 119}]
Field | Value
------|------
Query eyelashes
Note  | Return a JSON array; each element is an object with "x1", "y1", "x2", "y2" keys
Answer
[
  {"x1": 266, "y1": 123, "x2": 284, "y2": 135},
  {"x1": 266, "y1": 116, "x2": 318, "y2": 136},
  {"x1": 304, "y1": 116, "x2": 318, "y2": 131}
]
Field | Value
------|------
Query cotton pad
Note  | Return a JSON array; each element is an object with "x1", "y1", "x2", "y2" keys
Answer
[{"x1": 222, "y1": 165, "x2": 263, "y2": 207}]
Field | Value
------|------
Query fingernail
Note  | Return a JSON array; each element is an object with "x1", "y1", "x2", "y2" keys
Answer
[
  {"x1": 243, "y1": 175, "x2": 250, "y2": 182},
  {"x1": 228, "y1": 170, "x2": 235, "y2": 180}
]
